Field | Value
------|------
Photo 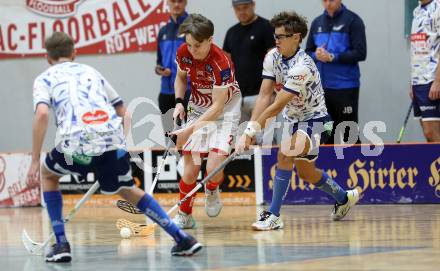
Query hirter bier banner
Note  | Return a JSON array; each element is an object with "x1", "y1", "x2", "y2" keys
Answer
[
  {"x1": 0, "y1": 0, "x2": 169, "y2": 59},
  {"x1": 262, "y1": 144, "x2": 440, "y2": 204}
]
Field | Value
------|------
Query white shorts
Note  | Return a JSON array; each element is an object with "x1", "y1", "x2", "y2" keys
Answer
[{"x1": 183, "y1": 98, "x2": 241, "y2": 156}]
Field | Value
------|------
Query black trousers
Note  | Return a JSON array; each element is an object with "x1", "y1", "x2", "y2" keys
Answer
[
  {"x1": 158, "y1": 93, "x2": 176, "y2": 115},
  {"x1": 324, "y1": 88, "x2": 360, "y2": 144},
  {"x1": 158, "y1": 92, "x2": 189, "y2": 133}
]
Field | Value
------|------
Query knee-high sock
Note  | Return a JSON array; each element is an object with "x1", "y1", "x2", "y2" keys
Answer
[
  {"x1": 316, "y1": 171, "x2": 347, "y2": 204},
  {"x1": 206, "y1": 175, "x2": 224, "y2": 191},
  {"x1": 136, "y1": 194, "x2": 187, "y2": 243},
  {"x1": 268, "y1": 168, "x2": 292, "y2": 217},
  {"x1": 43, "y1": 191, "x2": 67, "y2": 244},
  {"x1": 179, "y1": 179, "x2": 197, "y2": 214}
]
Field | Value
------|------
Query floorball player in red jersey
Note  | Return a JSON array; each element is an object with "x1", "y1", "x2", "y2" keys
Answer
[{"x1": 171, "y1": 14, "x2": 242, "y2": 228}]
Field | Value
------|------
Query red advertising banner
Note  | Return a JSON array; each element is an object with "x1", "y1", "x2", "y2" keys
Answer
[
  {"x1": 0, "y1": 0, "x2": 169, "y2": 59},
  {"x1": 0, "y1": 153, "x2": 40, "y2": 207}
]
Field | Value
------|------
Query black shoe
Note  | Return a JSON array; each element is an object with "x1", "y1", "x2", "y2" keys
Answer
[
  {"x1": 45, "y1": 242, "x2": 72, "y2": 263},
  {"x1": 171, "y1": 235, "x2": 202, "y2": 256}
]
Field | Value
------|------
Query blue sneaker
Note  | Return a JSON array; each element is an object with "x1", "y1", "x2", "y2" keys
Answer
[
  {"x1": 171, "y1": 235, "x2": 202, "y2": 256},
  {"x1": 45, "y1": 242, "x2": 71, "y2": 263}
]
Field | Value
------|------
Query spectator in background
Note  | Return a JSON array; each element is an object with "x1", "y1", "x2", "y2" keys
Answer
[
  {"x1": 223, "y1": 0, "x2": 275, "y2": 122},
  {"x1": 410, "y1": 0, "x2": 440, "y2": 142},
  {"x1": 306, "y1": 0, "x2": 366, "y2": 144},
  {"x1": 156, "y1": 0, "x2": 189, "y2": 132}
]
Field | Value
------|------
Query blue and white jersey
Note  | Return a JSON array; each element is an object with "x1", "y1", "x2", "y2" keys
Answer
[
  {"x1": 33, "y1": 62, "x2": 125, "y2": 156},
  {"x1": 411, "y1": 0, "x2": 440, "y2": 85},
  {"x1": 262, "y1": 48, "x2": 328, "y2": 123}
]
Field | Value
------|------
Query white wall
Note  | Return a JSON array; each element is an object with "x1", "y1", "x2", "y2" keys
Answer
[{"x1": 0, "y1": 0, "x2": 423, "y2": 152}]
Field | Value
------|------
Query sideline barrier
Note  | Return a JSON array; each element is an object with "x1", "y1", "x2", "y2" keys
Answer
[
  {"x1": 1, "y1": 144, "x2": 439, "y2": 207},
  {"x1": 261, "y1": 144, "x2": 440, "y2": 204},
  {"x1": 0, "y1": 149, "x2": 257, "y2": 207},
  {"x1": 0, "y1": 153, "x2": 39, "y2": 207}
]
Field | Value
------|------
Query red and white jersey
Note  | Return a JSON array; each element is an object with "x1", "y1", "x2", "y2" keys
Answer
[{"x1": 176, "y1": 43, "x2": 241, "y2": 111}]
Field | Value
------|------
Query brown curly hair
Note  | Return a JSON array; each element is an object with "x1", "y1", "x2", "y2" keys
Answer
[{"x1": 271, "y1": 11, "x2": 308, "y2": 42}]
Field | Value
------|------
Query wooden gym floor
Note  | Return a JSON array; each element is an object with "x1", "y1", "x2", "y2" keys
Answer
[{"x1": 1, "y1": 204, "x2": 439, "y2": 270}]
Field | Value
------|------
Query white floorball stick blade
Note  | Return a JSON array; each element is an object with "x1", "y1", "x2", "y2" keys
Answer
[{"x1": 22, "y1": 229, "x2": 44, "y2": 256}]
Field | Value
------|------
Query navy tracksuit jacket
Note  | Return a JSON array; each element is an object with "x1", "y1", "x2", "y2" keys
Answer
[
  {"x1": 306, "y1": 5, "x2": 367, "y2": 90},
  {"x1": 156, "y1": 13, "x2": 188, "y2": 95}
]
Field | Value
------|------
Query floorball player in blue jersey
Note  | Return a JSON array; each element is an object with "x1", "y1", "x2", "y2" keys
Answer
[
  {"x1": 236, "y1": 11, "x2": 360, "y2": 231},
  {"x1": 26, "y1": 32, "x2": 202, "y2": 263}
]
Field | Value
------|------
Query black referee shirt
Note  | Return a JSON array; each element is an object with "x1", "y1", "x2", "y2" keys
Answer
[{"x1": 223, "y1": 16, "x2": 275, "y2": 97}]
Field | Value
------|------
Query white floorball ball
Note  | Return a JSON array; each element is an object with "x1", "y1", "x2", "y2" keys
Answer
[{"x1": 120, "y1": 227, "x2": 132, "y2": 239}]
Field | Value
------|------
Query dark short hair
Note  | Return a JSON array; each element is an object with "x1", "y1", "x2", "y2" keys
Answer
[
  {"x1": 45, "y1": 32, "x2": 74, "y2": 61},
  {"x1": 271, "y1": 11, "x2": 308, "y2": 42},
  {"x1": 179, "y1": 14, "x2": 214, "y2": 42}
]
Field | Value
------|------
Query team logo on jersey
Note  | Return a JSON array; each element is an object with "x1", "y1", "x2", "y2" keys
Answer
[
  {"x1": 181, "y1": 56, "x2": 193, "y2": 65},
  {"x1": 0, "y1": 156, "x2": 5, "y2": 193},
  {"x1": 205, "y1": 64, "x2": 213, "y2": 73},
  {"x1": 220, "y1": 68, "x2": 231, "y2": 83},
  {"x1": 411, "y1": 33, "x2": 427, "y2": 42},
  {"x1": 81, "y1": 110, "x2": 109, "y2": 125},
  {"x1": 194, "y1": 82, "x2": 214, "y2": 89},
  {"x1": 196, "y1": 70, "x2": 214, "y2": 81},
  {"x1": 26, "y1": 0, "x2": 84, "y2": 18},
  {"x1": 292, "y1": 74, "x2": 307, "y2": 81}
]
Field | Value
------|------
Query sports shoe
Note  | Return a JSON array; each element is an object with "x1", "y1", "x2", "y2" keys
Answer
[
  {"x1": 45, "y1": 242, "x2": 71, "y2": 263},
  {"x1": 252, "y1": 210, "x2": 284, "y2": 231},
  {"x1": 205, "y1": 186, "x2": 223, "y2": 217},
  {"x1": 171, "y1": 234, "x2": 203, "y2": 256},
  {"x1": 172, "y1": 211, "x2": 196, "y2": 229},
  {"x1": 331, "y1": 189, "x2": 360, "y2": 221}
]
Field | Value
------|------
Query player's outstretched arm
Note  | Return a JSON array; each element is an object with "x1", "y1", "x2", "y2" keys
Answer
[
  {"x1": 254, "y1": 90, "x2": 294, "y2": 129},
  {"x1": 173, "y1": 68, "x2": 188, "y2": 120},
  {"x1": 115, "y1": 104, "x2": 131, "y2": 137},
  {"x1": 428, "y1": 54, "x2": 440, "y2": 100},
  {"x1": 236, "y1": 89, "x2": 294, "y2": 153},
  {"x1": 27, "y1": 104, "x2": 50, "y2": 185},
  {"x1": 31, "y1": 104, "x2": 50, "y2": 159},
  {"x1": 250, "y1": 79, "x2": 275, "y2": 121},
  {"x1": 188, "y1": 87, "x2": 228, "y2": 132}
]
